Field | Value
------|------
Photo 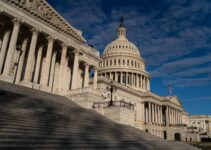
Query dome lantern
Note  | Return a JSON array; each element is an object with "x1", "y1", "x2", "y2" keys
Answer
[{"x1": 117, "y1": 17, "x2": 126, "y2": 40}]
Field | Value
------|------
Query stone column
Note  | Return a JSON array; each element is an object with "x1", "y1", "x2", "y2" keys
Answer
[
  {"x1": 147, "y1": 78, "x2": 150, "y2": 90},
  {"x1": 125, "y1": 72, "x2": 128, "y2": 85},
  {"x1": 160, "y1": 106, "x2": 163, "y2": 125},
  {"x1": 149, "y1": 102, "x2": 151, "y2": 124},
  {"x1": 58, "y1": 44, "x2": 67, "y2": 93},
  {"x1": 2, "y1": 19, "x2": 20, "y2": 80},
  {"x1": 142, "y1": 76, "x2": 144, "y2": 89},
  {"x1": 71, "y1": 50, "x2": 79, "y2": 90},
  {"x1": 146, "y1": 108, "x2": 148, "y2": 123},
  {"x1": 22, "y1": 28, "x2": 38, "y2": 85},
  {"x1": 152, "y1": 103, "x2": 154, "y2": 124},
  {"x1": 170, "y1": 107, "x2": 172, "y2": 125},
  {"x1": 137, "y1": 74, "x2": 140, "y2": 88},
  {"x1": 40, "y1": 57, "x2": 46, "y2": 84},
  {"x1": 33, "y1": 45, "x2": 43, "y2": 84},
  {"x1": 155, "y1": 104, "x2": 158, "y2": 124},
  {"x1": 15, "y1": 38, "x2": 28, "y2": 83},
  {"x1": 40, "y1": 36, "x2": 54, "y2": 89},
  {"x1": 140, "y1": 102, "x2": 145, "y2": 124},
  {"x1": 0, "y1": 30, "x2": 11, "y2": 73},
  {"x1": 49, "y1": 51, "x2": 57, "y2": 90},
  {"x1": 166, "y1": 106, "x2": 169, "y2": 126},
  {"x1": 93, "y1": 67, "x2": 98, "y2": 89},
  {"x1": 66, "y1": 64, "x2": 71, "y2": 90},
  {"x1": 158, "y1": 106, "x2": 160, "y2": 125},
  {"x1": 110, "y1": 72, "x2": 113, "y2": 80},
  {"x1": 84, "y1": 63, "x2": 89, "y2": 88},
  {"x1": 173, "y1": 108, "x2": 175, "y2": 124},
  {"x1": 115, "y1": 72, "x2": 118, "y2": 82},
  {"x1": 52, "y1": 62, "x2": 59, "y2": 93},
  {"x1": 120, "y1": 72, "x2": 123, "y2": 84}
]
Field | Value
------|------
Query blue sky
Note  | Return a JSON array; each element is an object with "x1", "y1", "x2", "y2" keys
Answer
[{"x1": 47, "y1": 0, "x2": 211, "y2": 115}]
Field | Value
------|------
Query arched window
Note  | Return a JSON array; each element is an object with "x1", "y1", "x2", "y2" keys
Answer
[
  {"x1": 106, "y1": 60, "x2": 108, "y2": 66},
  {"x1": 110, "y1": 60, "x2": 112, "y2": 66},
  {"x1": 127, "y1": 60, "x2": 129, "y2": 66},
  {"x1": 114, "y1": 59, "x2": 116, "y2": 65},
  {"x1": 123, "y1": 59, "x2": 125, "y2": 65},
  {"x1": 118, "y1": 59, "x2": 121, "y2": 65},
  {"x1": 131, "y1": 60, "x2": 133, "y2": 66}
]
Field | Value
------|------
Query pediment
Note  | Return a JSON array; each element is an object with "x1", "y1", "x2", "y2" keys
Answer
[
  {"x1": 169, "y1": 96, "x2": 182, "y2": 106},
  {"x1": 4, "y1": 0, "x2": 85, "y2": 43}
]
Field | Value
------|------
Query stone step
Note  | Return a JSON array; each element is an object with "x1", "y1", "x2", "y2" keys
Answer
[{"x1": 0, "y1": 82, "x2": 201, "y2": 150}]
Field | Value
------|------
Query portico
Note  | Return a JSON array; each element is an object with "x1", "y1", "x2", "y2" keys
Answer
[{"x1": 0, "y1": 0, "x2": 100, "y2": 95}]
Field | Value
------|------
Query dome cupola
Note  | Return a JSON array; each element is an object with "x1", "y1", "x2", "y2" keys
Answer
[{"x1": 99, "y1": 18, "x2": 150, "y2": 92}]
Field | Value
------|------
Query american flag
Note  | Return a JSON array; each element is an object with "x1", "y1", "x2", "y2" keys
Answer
[{"x1": 168, "y1": 81, "x2": 172, "y2": 96}]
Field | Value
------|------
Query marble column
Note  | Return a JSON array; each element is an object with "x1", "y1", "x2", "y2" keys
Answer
[
  {"x1": 49, "y1": 51, "x2": 57, "y2": 90},
  {"x1": 158, "y1": 106, "x2": 160, "y2": 125},
  {"x1": 125, "y1": 72, "x2": 128, "y2": 85},
  {"x1": 152, "y1": 103, "x2": 154, "y2": 124},
  {"x1": 120, "y1": 72, "x2": 122, "y2": 84},
  {"x1": 40, "y1": 57, "x2": 46, "y2": 84},
  {"x1": 149, "y1": 102, "x2": 151, "y2": 124},
  {"x1": 0, "y1": 30, "x2": 11, "y2": 73},
  {"x1": 160, "y1": 106, "x2": 162, "y2": 125},
  {"x1": 137, "y1": 74, "x2": 139, "y2": 88},
  {"x1": 52, "y1": 62, "x2": 59, "y2": 93},
  {"x1": 155, "y1": 104, "x2": 158, "y2": 124},
  {"x1": 84, "y1": 63, "x2": 89, "y2": 88},
  {"x1": 170, "y1": 108, "x2": 172, "y2": 125},
  {"x1": 66, "y1": 64, "x2": 71, "y2": 90},
  {"x1": 58, "y1": 44, "x2": 67, "y2": 92},
  {"x1": 23, "y1": 28, "x2": 38, "y2": 84},
  {"x1": 2, "y1": 19, "x2": 20, "y2": 79},
  {"x1": 115, "y1": 72, "x2": 118, "y2": 82},
  {"x1": 71, "y1": 50, "x2": 79, "y2": 90},
  {"x1": 40, "y1": 36, "x2": 54, "y2": 88},
  {"x1": 110, "y1": 72, "x2": 113, "y2": 80},
  {"x1": 166, "y1": 106, "x2": 169, "y2": 126},
  {"x1": 15, "y1": 38, "x2": 28, "y2": 83},
  {"x1": 142, "y1": 76, "x2": 145, "y2": 89},
  {"x1": 33, "y1": 45, "x2": 43, "y2": 84},
  {"x1": 147, "y1": 78, "x2": 150, "y2": 90},
  {"x1": 93, "y1": 67, "x2": 98, "y2": 89},
  {"x1": 146, "y1": 108, "x2": 148, "y2": 123}
]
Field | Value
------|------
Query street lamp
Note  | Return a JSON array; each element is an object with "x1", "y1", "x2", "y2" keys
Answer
[
  {"x1": 106, "y1": 81, "x2": 117, "y2": 106},
  {"x1": 13, "y1": 43, "x2": 23, "y2": 83}
]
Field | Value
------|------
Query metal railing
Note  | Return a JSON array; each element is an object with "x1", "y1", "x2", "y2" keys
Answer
[{"x1": 93, "y1": 100, "x2": 134, "y2": 110}]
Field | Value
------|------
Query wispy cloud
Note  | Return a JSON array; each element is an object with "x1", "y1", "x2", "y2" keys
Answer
[{"x1": 48, "y1": 0, "x2": 211, "y2": 91}]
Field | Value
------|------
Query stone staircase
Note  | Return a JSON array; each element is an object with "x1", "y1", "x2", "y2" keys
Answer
[{"x1": 0, "y1": 81, "x2": 200, "y2": 150}]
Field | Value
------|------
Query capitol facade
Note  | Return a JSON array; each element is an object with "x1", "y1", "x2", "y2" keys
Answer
[{"x1": 0, "y1": 0, "x2": 210, "y2": 142}]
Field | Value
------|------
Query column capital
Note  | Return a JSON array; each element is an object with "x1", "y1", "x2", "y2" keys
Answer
[
  {"x1": 73, "y1": 49, "x2": 81, "y2": 55},
  {"x1": 61, "y1": 43, "x2": 69, "y2": 49},
  {"x1": 12, "y1": 18, "x2": 21, "y2": 26},
  {"x1": 84, "y1": 62, "x2": 89, "y2": 67},
  {"x1": 31, "y1": 27, "x2": 40, "y2": 35},
  {"x1": 47, "y1": 36, "x2": 55, "y2": 42}
]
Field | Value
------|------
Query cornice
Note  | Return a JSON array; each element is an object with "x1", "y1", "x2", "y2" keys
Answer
[{"x1": 3, "y1": 0, "x2": 86, "y2": 43}]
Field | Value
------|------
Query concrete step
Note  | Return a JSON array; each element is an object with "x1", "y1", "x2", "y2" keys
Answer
[{"x1": 0, "y1": 81, "x2": 201, "y2": 150}]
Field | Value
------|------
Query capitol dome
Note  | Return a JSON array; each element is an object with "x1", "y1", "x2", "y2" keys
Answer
[
  {"x1": 99, "y1": 18, "x2": 150, "y2": 92},
  {"x1": 103, "y1": 32, "x2": 141, "y2": 58}
]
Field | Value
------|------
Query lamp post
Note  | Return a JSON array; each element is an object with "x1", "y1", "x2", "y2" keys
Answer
[
  {"x1": 106, "y1": 81, "x2": 117, "y2": 106},
  {"x1": 13, "y1": 43, "x2": 23, "y2": 83}
]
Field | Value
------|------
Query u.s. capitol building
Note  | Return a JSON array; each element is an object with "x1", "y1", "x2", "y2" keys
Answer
[{"x1": 0, "y1": 0, "x2": 210, "y2": 142}]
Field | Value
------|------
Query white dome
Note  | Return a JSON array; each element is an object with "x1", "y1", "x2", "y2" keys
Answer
[
  {"x1": 99, "y1": 18, "x2": 150, "y2": 92},
  {"x1": 103, "y1": 21, "x2": 141, "y2": 58},
  {"x1": 103, "y1": 38, "x2": 141, "y2": 57}
]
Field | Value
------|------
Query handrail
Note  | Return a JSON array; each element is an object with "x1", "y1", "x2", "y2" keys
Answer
[{"x1": 93, "y1": 100, "x2": 134, "y2": 110}]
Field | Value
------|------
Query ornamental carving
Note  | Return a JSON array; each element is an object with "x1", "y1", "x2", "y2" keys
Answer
[{"x1": 4, "y1": 0, "x2": 85, "y2": 42}]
